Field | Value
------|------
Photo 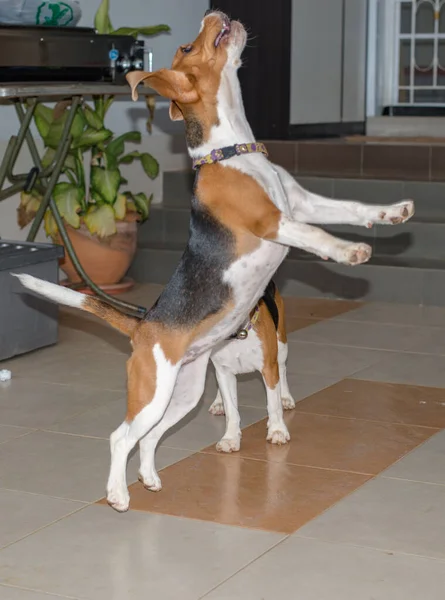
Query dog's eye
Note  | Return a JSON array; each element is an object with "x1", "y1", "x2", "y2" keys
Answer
[{"x1": 181, "y1": 45, "x2": 193, "y2": 54}]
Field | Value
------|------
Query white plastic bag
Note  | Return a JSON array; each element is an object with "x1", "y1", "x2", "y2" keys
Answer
[{"x1": 0, "y1": 1, "x2": 81, "y2": 27}]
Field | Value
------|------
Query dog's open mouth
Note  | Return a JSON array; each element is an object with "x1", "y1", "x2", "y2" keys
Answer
[{"x1": 215, "y1": 18, "x2": 231, "y2": 47}]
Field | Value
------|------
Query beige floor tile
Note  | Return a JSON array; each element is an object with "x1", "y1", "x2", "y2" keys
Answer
[
  {"x1": 0, "y1": 378, "x2": 123, "y2": 429},
  {"x1": 203, "y1": 537, "x2": 445, "y2": 600},
  {"x1": 0, "y1": 430, "x2": 189, "y2": 502},
  {"x1": 0, "y1": 506, "x2": 282, "y2": 600},
  {"x1": 2, "y1": 348, "x2": 127, "y2": 390},
  {"x1": 0, "y1": 425, "x2": 33, "y2": 445},
  {"x1": 0, "y1": 489, "x2": 84, "y2": 549},
  {"x1": 288, "y1": 320, "x2": 424, "y2": 351},
  {"x1": 352, "y1": 352, "x2": 445, "y2": 387},
  {"x1": 0, "y1": 586, "x2": 72, "y2": 599},
  {"x1": 383, "y1": 430, "x2": 445, "y2": 485},
  {"x1": 403, "y1": 326, "x2": 445, "y2": 356},
  {"x1": 286, "y1": 341, "x2": 384, "y2": 378},
  {"x1": 298, "y1": 476, "x2": 445, "y2": 559},
  {"x1": 333, "y1": 302, "x2": 445, "y2": 327},
  {"x1": 283, "y1": 297, "x2": 362, "y2": 319},
  {"x1": 59, "y1": 312, "x2": 131, "y2": 355},
  {"x1": 49, "y1": 394, "x2": 266, "y2": 452}
]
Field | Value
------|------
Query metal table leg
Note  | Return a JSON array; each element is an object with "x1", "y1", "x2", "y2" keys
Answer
[{"x1": 12, "y1": 99, "x2": 147, "y2": 318}]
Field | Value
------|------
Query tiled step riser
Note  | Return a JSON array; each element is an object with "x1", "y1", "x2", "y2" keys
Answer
[
  {"x1": 140, "y1": 207, "x2": 445, "y2": 261},
  {"x1": 162, "y1": 171, "x2": 445, "y2": 223},
  {"x1": 130, "y1": 249, "x2": 445, "y2": 306}
]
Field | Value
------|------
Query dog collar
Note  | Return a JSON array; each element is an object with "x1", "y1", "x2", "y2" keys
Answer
[
  {"x1": 229, "y1": 304, "x2": 260, "y2": 340},
  {"x1": 192, "y1": 142, "x2": 268, "y2": 170}
]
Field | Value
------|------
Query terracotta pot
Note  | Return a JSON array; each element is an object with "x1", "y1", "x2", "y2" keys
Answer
[{"x1": 56, "y1": 220, "x2": 137, "y2": 285}]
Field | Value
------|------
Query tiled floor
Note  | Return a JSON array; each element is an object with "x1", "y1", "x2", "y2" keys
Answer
[{"x1": 1, "y1": 284, "x2": 445, "y2": 599}]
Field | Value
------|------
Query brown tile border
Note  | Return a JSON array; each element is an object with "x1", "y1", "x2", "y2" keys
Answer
[
  {"x1": 121, "y1": 454, "x2": 370, "y2": 534},
  {"x1": 97, "y1": 376, "x2": 441, "y2": 534},
  {"x1": 261, "y1": 139, "x2": 445, "y2": 182},
  {"x1": 296, "y1": 141, "x2": 362, "y2": 178},
  {"x1": 362, "y1": 144, "x2": 430, "y2": 181}
]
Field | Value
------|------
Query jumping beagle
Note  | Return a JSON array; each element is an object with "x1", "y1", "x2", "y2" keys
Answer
[{"x1": 14, "y1": 11, "x2": 415, "y2": 512}]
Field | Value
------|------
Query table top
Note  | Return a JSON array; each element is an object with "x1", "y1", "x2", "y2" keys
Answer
[{"x1": 0, "y1": 82, "x2": 157, "y2": 101}]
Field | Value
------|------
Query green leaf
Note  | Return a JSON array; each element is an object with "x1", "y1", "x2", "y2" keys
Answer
[
  {"x1": 74, "y1": 153, "x2": 86, "y2": 203},
  {"x1": 83, "y1": 104, "x2": 103, "y2": 130},
  {"x1": 104, "y1": 95, "x2": 115, "y2": 116},
  {"x1": 93, "y1": 96, "x2": 105, "y2": 121},
  {"x1": 112, "y1": 24, "x2": 170, "y2": 38},
  {"x1": 91, "y1": 166, "x2": 121, "y2": 204},
  {"x1": 140, "y1": 152, "x2": 159, "y2": 180},
  {"x1": 106, "y1": 131, "x2": 141, "y2": 159},
  {"x1": 34, "y1": 104, "x2": 54, "y2": 138},
  {"x1": 128, "y1": 191, "x2": 152, "y2": 221},
  {"x1": 41, "y1": 148, "x2": 56, "y2": 169},
  {"x1": 94, "y1": 0, "x2": 113, "y2": 34},
  {"x1": 72, "y1": 128, "x2": 113, "y2": 149},
  {"x1": 119, "y1": 150, "x2": 141, "y2": 165},
  {"x1": 44, "y1": 210, "x2": 58, "y2": 239},
  {"x1": 42, "y1": 148, "x2": 77, "y2": 171},
  {"x1": 44, "y1": 109, "x2": 85, "y2": 149},
  {"x1": 84, "y1": 204, "x2": 116, "y2": 238},
  {"x1": 53, "y1": 182, "x2": 82, "y2": 228},
  {"x1": 120, "y1": 176, "x2": 128, "y2": 185},
  {"x1": 64, "y1": 153, "x2": 77, "y2": 171},
  {"x1": 114, "y1": 194, "x2": 127, "y2": 220}
]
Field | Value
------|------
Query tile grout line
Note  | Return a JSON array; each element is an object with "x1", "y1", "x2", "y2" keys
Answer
[
  {"x1": 196, "y1": 535, "x2": 291, "y2": 600},
  {"x1": 0, "y1": 503, "x2": 90, "y2": 552},
  {"x1": 0, "y1": 583, "x2": 80, "y2": 599},
  {"x1": 0, "y1": 486, "x2": 90, "y2": 504},
  {"x1": 284, "y1": 410, "x2": 443, "y2": 430},
  {"x1": 293, "y1": 533, "x2": 445, "y2": 564}
]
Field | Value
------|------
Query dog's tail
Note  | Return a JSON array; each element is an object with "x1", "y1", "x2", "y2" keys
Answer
[{"x1": 12, "y1": 273, "x2": 140, "y2": 337}]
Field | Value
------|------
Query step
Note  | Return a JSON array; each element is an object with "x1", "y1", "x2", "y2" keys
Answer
[
  {"x1": 129, "y1": 241, "x2": 445, "y2": 306},
  {"x1": 161, "y1": 170, "x2": 445, "y2": 222},
  {"x1": 140, "y1": 205, "x2": 445, "y2": 262},
  {"x1": 266, "y1": 138, "x2": 445, "y2": 182}
]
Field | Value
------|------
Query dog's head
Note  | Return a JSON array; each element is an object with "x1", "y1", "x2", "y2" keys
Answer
[{"x1": 127, "y1": 11, "x2": 247, "y2": 146}]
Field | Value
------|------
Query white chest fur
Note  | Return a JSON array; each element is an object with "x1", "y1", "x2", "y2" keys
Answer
[
  {"x1": 211, "y1": 329, "x2": 264, "y2": 374},
  {"x1": 186, "y1": 240, "x2": 287, "y2": 361}
]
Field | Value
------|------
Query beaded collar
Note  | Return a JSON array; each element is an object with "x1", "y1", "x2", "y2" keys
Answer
[{"x1": 192, "y1": 142, "x2": 268, "y2": 170}]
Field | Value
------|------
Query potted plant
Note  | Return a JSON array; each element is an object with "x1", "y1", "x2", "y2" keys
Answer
[{"x1": 17, "y1": 0, "x2": 170, "y2": 289}]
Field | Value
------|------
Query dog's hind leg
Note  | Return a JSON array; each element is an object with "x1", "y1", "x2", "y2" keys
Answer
[
  {"x1": 262, "y1": 360, "x2": 290, "y2": 446},
  {"x1": 214, "y1": 366, "x2": 242, "y2": 453},
  {"x1": 208, "y1": 388, "x2": 225, "y2": 416},
  {"x1": 274, "y1": 289, "x2": 296, "y2": 411},
  {"x1": 138, "y1": 351, "x2": 211, "y2": 492},
  {"x1": 277, "y1": 339, "x2": 296, "y2": 411},
  {"x1": 106, "y1": 342, "x2": 182, "y2": 512}
]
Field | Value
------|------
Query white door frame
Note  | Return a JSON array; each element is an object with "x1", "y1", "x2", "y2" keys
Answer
[{"x1": 367, "y1": 0, "x2": 400, "y2": 116}]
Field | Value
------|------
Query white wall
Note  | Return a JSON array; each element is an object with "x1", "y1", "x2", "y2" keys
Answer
[{"x1": 0, "y1": 0, "x2": 207, "y2": 241}]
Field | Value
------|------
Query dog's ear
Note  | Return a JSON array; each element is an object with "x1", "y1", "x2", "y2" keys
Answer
[
  {"x1": 169, "y1": 101, "x2": 184, "y2": 121},
  {"x1": 127, "y1": 69, "x2": 198, "y2": 104}
]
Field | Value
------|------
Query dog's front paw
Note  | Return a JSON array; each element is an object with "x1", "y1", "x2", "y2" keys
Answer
[
  {"x1": 379, "y1": 200, "x2": 415, "y2": 225},
  {"x1": 209, "y1": 399, "x2": 225, "y2": 416},
  {"x1": 107, "y1": 487, "x2": 130, "y2": 512},
  {"x1": 138, "y1": 470, "x2": 162, "y2": 492},
  {"x1": 339, "y1": 243, "x2": 372, "y2": 266},
  {"x1": 216, "y1": 436, "x2": 241, "y2": 453},
  {"x1": 282, "y1": 395, "x2": 296, "y2": 410},
  {"x1": 267, "y1": 425, "x2": 290, "y2": 445}
]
